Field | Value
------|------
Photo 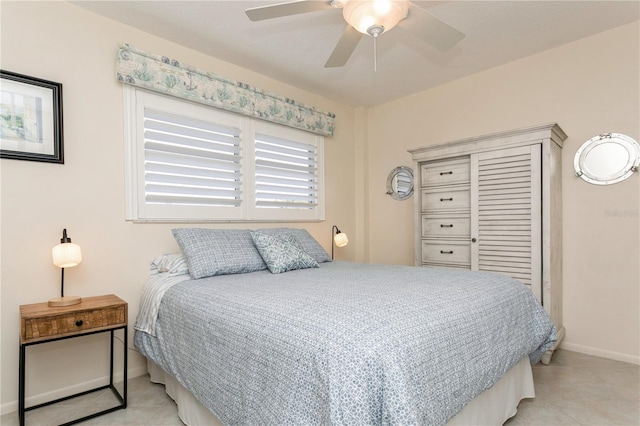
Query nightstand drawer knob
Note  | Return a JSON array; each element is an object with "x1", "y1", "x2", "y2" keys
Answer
[{"x1": 75, "y1": 320, "x2": 83, "y2": 327}]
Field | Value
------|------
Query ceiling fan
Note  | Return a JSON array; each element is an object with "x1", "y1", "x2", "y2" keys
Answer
[{"x1": 245, "y1": 0, "x2": 465, "y2": 68}]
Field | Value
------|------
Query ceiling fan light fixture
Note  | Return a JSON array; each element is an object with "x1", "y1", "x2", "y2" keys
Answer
[{"x1": 343, "y1": 0, "x2": 409, "y2": 36}]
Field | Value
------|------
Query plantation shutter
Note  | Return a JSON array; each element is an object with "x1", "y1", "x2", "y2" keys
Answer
[
  {"x1": 126, "y1": 87, "x2": 324, "y2": 222},
  {"x1": 139, "y1": 105, "x2": 243, "y2": 220},
  {"x1": 254, "y1": 133, "x2": 318, "y2": 210},
  {"x1": 471, "y1": 145, "x2": 542, "y2": 300}
]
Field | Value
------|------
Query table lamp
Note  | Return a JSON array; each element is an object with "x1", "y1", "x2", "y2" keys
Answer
[{"x1": 49, "y1": 229, "x2": 82, "y2": 307}]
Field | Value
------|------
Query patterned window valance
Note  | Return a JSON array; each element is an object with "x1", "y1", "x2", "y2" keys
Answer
[{"x1": 116, "y1": 43, "x2": 335, "y2": 137}]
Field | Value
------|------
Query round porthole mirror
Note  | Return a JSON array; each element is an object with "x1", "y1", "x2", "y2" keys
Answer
[
  {"x1": 574, "y1": 133, "x2": 640, "y2": 185},
  {"x1": 386, "y1": 166, "x2": 414, "y2": 200}
]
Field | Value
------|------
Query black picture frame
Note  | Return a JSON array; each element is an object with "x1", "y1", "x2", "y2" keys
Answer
[{"x1": 0, "y1": 70, "x2": 63, "y2": 164}]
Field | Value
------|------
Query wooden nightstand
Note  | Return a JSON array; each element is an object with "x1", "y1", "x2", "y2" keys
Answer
[{"x1": 19, "y1": 294, "x2": 128, "y2": 426}]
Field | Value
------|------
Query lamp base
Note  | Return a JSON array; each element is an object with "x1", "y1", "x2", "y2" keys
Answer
[{"x1": 48, "y1": 296, "x2": 82, "y2": 307}]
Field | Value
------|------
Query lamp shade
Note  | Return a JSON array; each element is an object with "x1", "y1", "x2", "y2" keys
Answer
[
  {"x1": 331, "y1": 225, "x2": 348, "y2": 260},
  {"x1": 52, "y1": 242, "x2": 82, "y2": 268},
  {"x1": 343, "y1": 0, "x2": 409, "y2": 35},
  {"x1": 52, "y1": 228, "x2": 82, "y2": 268},
  {"x1": 334, "y1": 232, "x2": 349, "y2": 248}
]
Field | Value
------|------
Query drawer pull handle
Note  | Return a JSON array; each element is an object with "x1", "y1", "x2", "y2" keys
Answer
[
  {"x1": 440, "y1": 198, "x2": 453, "y2": 202},
  {"x1": 75, "y1": 320, "x2": 83, "y2": 327},
  {"x1": 440, "y1": 250, "x2": 454, "y2": 254},
  {"x1": 440, "y1": 171, "x2": 453, "y2": 175},
  {"x1": 440, "y1": 224, "x2": 454, "y2": 228}
]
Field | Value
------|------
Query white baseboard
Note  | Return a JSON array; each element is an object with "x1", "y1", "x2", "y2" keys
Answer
[
  {"x1": 0, "y1": 365, "x2": 148, "y2": 416},
  {"x1": 559, "y1": 341, "x2": 640, "y2": 365}
]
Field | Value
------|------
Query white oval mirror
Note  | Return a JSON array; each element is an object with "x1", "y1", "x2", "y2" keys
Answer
[
  {"x1": 386, "y1": 166, "x2": 414, "y2": 200},
  {"x1": 574, "y1": 133, "x2": 639, "y2": 185}
]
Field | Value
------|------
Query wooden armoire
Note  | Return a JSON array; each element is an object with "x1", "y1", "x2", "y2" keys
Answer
[{"x1": 409, "y1": 123, "x2": 566, "y2": 364}]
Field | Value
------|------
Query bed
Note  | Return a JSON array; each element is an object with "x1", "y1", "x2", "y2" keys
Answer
[{"x1": 134, "y1": 228, "x2": 556, "y2": 425}]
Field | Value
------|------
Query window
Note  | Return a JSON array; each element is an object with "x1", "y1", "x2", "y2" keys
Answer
[
  {"x1": 249, "y1": 122, "x2": 323, "y2": 221},
  {"x1": 125, "y1": 88, "x2": 324, "y2": 222}
]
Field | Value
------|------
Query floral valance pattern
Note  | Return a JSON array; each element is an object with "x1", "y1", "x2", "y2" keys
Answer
[{"x1": 116, "y1": 43, "x2": 335, "y2": 137}]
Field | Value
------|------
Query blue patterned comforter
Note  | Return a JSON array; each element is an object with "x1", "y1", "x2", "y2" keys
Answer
[{"x1": 135, "y1": 262, "x2": 556, "y2": 425}]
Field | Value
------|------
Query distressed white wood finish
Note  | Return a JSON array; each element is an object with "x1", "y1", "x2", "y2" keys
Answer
[
  {"x1": 421, "y1": 158, "x2": 470, "y2": 187},
  {"x1": 422, "y1": 215, "x2": 471, "y2": 238},
  {"x1": 410, "y1": 123, "x2": 566, "y2": 364},
  {"x1": 421, "y1": 186, "x2": 471, "y2": 212},
  {"x1": 422, "y1": 240, "x2": 472, "y2": 266},
  {"x1": 419, "y1": 158, "x2": 472, "y2": 270},
  {"x1": 470, "y1": 145, "x2": 542, "y2": 299}
]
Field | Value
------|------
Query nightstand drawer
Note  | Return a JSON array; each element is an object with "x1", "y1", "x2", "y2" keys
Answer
[{"x1": 23, "y1": 306, "x2": 126, "y2": 341}]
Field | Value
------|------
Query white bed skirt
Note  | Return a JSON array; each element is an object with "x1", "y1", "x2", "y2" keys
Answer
[{"x1": 147, "y1": 357, "x2": 534, "y2": 426}]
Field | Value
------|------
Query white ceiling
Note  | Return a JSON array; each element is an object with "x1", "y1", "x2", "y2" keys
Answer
[{"x1": 71, "y1": 1, "x2": 639, "y2": 107}]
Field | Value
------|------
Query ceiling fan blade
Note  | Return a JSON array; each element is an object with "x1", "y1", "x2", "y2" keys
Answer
[
  {"x1": 325, "y1": 25, "x2": 363, "y2": 68},
  {"x1": 397, "y1": 3, "x2": 465, "y2": 51},
  {"x1": 245, "y1": 0, "x2": 332, "y2": 22}
]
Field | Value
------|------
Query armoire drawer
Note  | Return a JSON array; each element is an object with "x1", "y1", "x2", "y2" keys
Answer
[
  {"x1": 421, "y1": 240, "x2": 471, "y2": 265},
  {"x1": 422, "y1": 187, "x2": 470, "y2": 212},
  {"x1": 422, "y1": 215, "x2": 471, "y2": 238},
  {"x1": 422, "y1": 262, "x2": 470, "y2": 270},
  {"x1": 421, "y1": 158, "x2": 470, "y2": 187}
]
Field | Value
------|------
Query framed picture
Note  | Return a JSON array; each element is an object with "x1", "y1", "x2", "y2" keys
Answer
[{"x1": 0, "y1": 70, "x2": 63, "y2": 163}]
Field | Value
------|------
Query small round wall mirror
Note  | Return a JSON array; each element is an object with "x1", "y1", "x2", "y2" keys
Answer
[
  {"x1": 574, "y1": 133, "x2": 640, "y2": 185},
  {"x1": 386, "y1": 166, "x2": 414, "y2": 200}
]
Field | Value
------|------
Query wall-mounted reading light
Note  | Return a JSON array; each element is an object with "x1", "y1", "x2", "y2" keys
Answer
[{"x1": 331, "y1": 225, "x2": 349, "y2": 260}]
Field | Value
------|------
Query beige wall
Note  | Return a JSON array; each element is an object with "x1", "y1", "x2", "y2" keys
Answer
[
  {"x1": 0, "y1": 1, "x2": 358, "y2": 412},
  {"x1": 2, "y1": 0, "x2": 638, "y2": 415},
  {"x1": 367, "y1": 22, "x2": 640, "y2": 363}
]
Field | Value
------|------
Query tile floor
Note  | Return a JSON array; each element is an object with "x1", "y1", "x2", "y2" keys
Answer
[{"x1": 3, "y1": 349, "x2": 638, "y2": 425}]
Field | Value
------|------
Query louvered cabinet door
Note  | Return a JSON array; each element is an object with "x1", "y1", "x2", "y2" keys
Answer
[{"x1": 470, "y1": 145, "x2": 542, "y2": 302}]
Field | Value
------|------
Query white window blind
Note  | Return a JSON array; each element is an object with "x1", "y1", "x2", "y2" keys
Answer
[
  {"x1": 143, "y1": 109, "x2": 242, "y2": 207},
  {"x1": 125, "y1": 87, "x2": 324, "y2": 222},
  {"x1": 255, "y1": 134, "x2": 318, "y2": 209}
]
